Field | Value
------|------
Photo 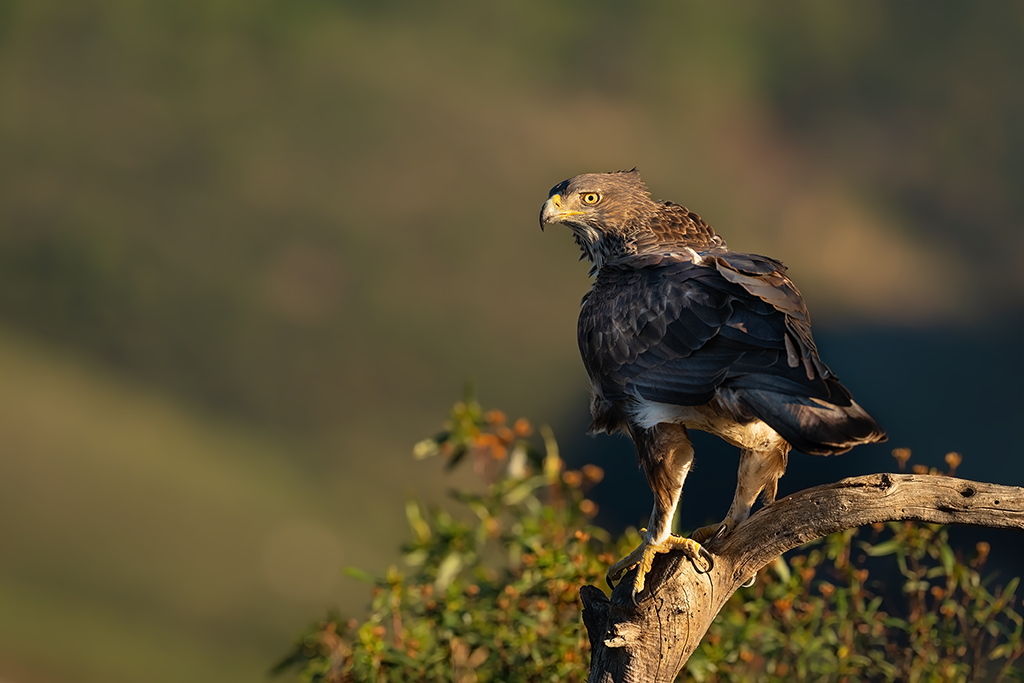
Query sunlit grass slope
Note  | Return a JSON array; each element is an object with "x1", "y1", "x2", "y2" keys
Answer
[{"x1": 0, "y1": 329, "x2": 464, "y2": 683}]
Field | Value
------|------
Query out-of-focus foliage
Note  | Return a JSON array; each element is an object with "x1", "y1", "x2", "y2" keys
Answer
[
  {"x1": 276, "y1": 397, "x2": 1024, "y2": 682},
  {"x1": 275, "y1": 392, "x2": 624, "y2": 682},
  {"x1": 691, "y1": 525, "x2": 1022, "y2": 683}
]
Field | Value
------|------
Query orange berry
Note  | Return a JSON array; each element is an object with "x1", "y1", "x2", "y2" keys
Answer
[
  {"x1": 891, "y1": 447, "x2": 912, "y2": 468},
  {"x1": 562, "y1": 470, "x2": 583, "y2": 488},
  {"x1": 513, "y1": 418, "x2": 533, "y2": 436},
  {"x1": 582, "y1": 464, "x2": 605, "y2": 483},
  {"x1": 944, "y1": 451, "x2": 962, "y2": 474}
]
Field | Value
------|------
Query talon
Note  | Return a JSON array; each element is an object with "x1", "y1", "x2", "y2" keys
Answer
[
  {"x1": 691, "y1": 519, "x2": 734, "y2": 545},
  {"x1": 605, "y1": 532, "x2": 713, "y2": 599},
  {"x1": 696, "y1": 545, "x2": 714, "y2": 573}
]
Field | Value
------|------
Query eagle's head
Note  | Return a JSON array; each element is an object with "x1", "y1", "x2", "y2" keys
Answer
[{"x1": 540, "y1": 169, "x2": 654, "y2": 271}]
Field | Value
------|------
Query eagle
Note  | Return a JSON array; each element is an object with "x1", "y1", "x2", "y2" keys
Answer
[{"x1": 540, "y1": 169, "x2": 886, "y2": 600}]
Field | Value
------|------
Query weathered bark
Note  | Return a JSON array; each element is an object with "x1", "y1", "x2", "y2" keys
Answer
[{"x1": 581, "y1": 473, "x2": 1024, "y2": 683}]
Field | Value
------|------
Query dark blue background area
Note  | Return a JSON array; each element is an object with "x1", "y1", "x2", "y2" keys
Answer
[{"x1": 560, "y1": 315, "x2": 1024, "y2": 578}]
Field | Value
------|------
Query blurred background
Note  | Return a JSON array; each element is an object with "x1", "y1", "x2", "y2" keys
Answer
[{"x1": 0, "y1": 1, "x2": 1021, "y2": 681}]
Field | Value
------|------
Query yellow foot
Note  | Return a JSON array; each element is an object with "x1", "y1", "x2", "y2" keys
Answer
[
  {"x1": 606, "y1": 530, "x2": 713, "y2": 602},
  {"x1": 690, "y1": 519, "x2": 734, "y2": 545}
]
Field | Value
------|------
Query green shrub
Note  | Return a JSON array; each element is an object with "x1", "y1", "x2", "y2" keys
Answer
[{"x1": 275, "y1": 396, "x2": 1023, "y2": 682}]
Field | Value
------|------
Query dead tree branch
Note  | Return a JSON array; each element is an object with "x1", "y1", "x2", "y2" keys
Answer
[{"x1": 581, "y1": 473, "x2": 1024, "y2": 683}]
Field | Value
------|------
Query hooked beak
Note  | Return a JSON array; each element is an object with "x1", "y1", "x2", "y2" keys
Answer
[{"x1": 539, "y1": 193, "x2": 583, "y2": 230}]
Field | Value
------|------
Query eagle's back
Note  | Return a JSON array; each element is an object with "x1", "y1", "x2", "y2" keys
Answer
[{"x1": 578, "y1": 244, "x2": 886, "y2": 455}]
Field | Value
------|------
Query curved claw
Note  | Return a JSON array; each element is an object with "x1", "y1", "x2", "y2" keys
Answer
[
  {"x1": 606, "y1": 532, "x2": 714, "y2": 602},
  {"x1": 606, "y1": 527, "x2": 650, "y2": 589},
  {"x1": 691, "y1": 519, "x2": 734, "y2": 545},
  {"x1": 694, "y1": 543, "x2": 714, "y2": 573}
]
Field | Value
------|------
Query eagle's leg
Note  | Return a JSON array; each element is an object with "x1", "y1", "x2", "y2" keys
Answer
[
  {"x1": 691, "y1": 442, "x2": 790, "y2": 544},
  {"x1": 607, "y1": 423, "x2": 712, "y2": 601}
]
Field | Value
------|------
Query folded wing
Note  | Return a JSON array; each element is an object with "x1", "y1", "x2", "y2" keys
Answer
[{"x1": 579, "y1": 250, "x2": 886, "y2": 454}]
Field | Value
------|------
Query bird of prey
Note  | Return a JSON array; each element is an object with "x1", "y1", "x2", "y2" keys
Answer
[{"x1": 539, "y1": 169, "x2": 886, "y2": 600}]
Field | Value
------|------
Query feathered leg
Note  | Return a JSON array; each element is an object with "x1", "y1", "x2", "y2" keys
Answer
[
  {"x1": 607, "y1": 423, "x2": 712, "y2": 601},
  {"x1": 691, "y1": 441, "x2": 790, "y2": 544}
]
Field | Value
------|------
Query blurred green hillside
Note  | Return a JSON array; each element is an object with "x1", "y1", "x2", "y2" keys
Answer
[{"x1": 0, "y1": 1, "x2": 1020, "y2": 682}]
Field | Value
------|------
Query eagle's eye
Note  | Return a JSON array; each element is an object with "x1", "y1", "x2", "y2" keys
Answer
[{"x1": 581, "y1": 192, "x2": 600, "y2": 205}]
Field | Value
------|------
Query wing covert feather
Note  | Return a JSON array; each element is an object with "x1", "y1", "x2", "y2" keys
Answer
[{"x1": 578, "y1": 250, "x2": 835, "y2": 406}]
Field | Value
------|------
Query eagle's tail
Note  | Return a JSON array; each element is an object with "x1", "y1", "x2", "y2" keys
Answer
[{"x1": 735, "y1": 381, "x2": 887, "y2": 456}]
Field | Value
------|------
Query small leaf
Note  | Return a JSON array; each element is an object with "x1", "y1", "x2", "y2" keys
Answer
[
  {"x1": 343, "y1": 566, "x2": 376, "y2": 583},
  {"x1": 939, "y1": 543, "x2": 955, "y2": 574},
  {"x1": 413, "y1": 438, "x2": 440, "y2": 459},
  {"x1": 503, "y1": 479, "x2": 542, "y2": 506},
  {"x1": 989, "y1": 643, "x2": 1012, "y2": 660},
  {"x1": 406, "y1": 499, "x2": 432, "y2": 543},
  {"x1": 772, "y1": 555, "x2": 791, "y2": 583},
  {"x1": 541, "y1": 425, "x2": 561, "y2": 484},
  {"x1": 434, "y1": 552, "x2": 463, "y2": 590},
  {"x1": 1002, "y1": 576, "x2": 1020, "y2": 601},
  {"x1": 444, "y1": 445, "x2": 468, "y2": 470},
  {"x1": 404, "y1": 548, "x2": 428, "y2": 567},
  {"x1": 862, "y1": 538, "x2": 902, "y2": 557}
]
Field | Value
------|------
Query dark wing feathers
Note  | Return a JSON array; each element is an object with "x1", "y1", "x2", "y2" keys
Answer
[
  {"x1": 631, "y1": 350, "x2": 739, "y2": 405},
  {"x1": 579, "y1": 251, "x2": 798, "y2": 403},
  {"x1": 711, "y1": 252, "x2": 830, "y2": 379},
  {"x1": 579, "y1": 249, "x2": 884, "y2": 454}
]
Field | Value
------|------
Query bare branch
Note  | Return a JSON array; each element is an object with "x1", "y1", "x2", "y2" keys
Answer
[{"x1": 581, "y1": 474, "x2": 1024, "y2": 683}]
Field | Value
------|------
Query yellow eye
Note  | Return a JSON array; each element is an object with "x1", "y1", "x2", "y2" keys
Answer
[{"x1": 581, "y1": 192, "x2": 600, "y2": 205}]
